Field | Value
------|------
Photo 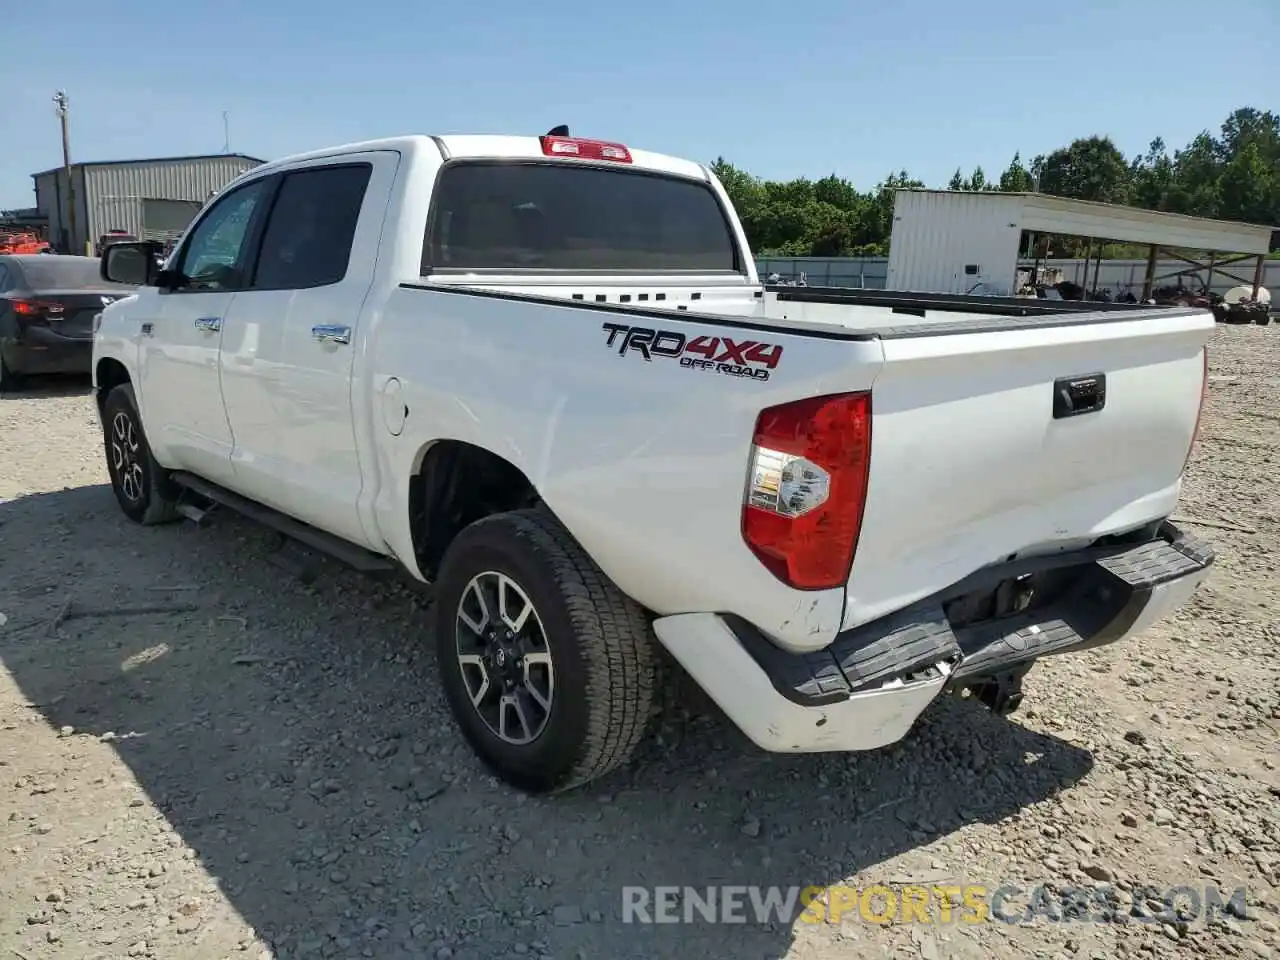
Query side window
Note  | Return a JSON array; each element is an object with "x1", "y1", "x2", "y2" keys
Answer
[
  {"x1": 0, "y1": 264, "x2": 10, "y2": 293},
  {"x1": 251, "y1": 164, "x2": 372, "y2": 290},
  {"x1": 175, "y1": 179, "x2": 272, "y2": 292}
]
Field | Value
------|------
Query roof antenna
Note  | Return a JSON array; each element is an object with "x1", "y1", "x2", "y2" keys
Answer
[{"x1": 546, "y1": 125, "x2": 569, "y2": 137}]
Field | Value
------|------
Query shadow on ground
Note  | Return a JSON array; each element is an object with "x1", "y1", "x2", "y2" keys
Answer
[
  {"x1": 0, "y1": 484, "x2": 1095, "y2": 959},
  {"x1": 0, "y1": 371, "x2": 93, "y2": 400}
]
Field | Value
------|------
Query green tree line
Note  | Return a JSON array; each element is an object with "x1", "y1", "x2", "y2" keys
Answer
[{"x1": 713, "y1": 107, "x2": 1280, "y2": 258}]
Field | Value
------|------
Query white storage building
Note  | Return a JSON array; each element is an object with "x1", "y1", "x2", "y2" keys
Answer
[
  {"x1": 885, "y1": 189, "x2": 1277, "y2": 299},
  {"x1": 32, "y1": 153, "x2": 264, "y2": 255}
]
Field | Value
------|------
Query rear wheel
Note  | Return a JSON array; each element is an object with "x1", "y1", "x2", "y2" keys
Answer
[
  {"x1": 1255, "y1": 313, "x2": 1272, "y2": 326},
  {"x1": 434, "y1": 506, "x2": 657, "y2": 794},
  {"x1": 101, "y1": 383, "x2": 180, "y2": 525},
  {"x1": 0, "y1": 354, "x2": 21, "y2": 394}
]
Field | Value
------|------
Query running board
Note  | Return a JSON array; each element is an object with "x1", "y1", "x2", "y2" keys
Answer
[{"x1": 169, "y1": 471, "x2": 397, "y2": 574}]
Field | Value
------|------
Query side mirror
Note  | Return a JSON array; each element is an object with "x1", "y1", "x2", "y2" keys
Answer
[{"x1": 101, "y1": 240, "x2": 165, "y2": 286}]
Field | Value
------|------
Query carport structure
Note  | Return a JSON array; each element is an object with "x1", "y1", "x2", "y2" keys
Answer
[
  {"x1": 886, "y1": 189, "x2": 1278, "y2": 300},
  {"x1": 1013, "y1": 195, "x2": 1277, "y2": 300}
]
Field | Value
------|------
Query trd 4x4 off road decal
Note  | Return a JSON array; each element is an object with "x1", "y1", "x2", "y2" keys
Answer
[{"x1": 601, "y1": 322, "x2": 783, "y2": 382}]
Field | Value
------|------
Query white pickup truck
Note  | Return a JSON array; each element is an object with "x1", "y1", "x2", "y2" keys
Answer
[{"x1": 91, "y1": 129, "x2": 1215, "y2": 794}]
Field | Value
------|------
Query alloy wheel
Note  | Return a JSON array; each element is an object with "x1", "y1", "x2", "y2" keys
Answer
[
  {"x1": 110, "y1": 410, "x2": 145, "y2": 503},
  {"x1": 454, "y1": 571, "x2": 555, "y2": 745}
]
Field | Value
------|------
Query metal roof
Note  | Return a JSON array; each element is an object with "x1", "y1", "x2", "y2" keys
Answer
[
  {"x1": 30, "y1": 153, "x2": 265, "y2": 179},
  {"x1": 894, "y1": 189, "x2": 1277, "y2": 255}
]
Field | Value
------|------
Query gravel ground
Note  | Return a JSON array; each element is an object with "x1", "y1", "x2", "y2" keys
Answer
[{"x1": 1, "y1": 324, "x2": 1277, "y2": 960}]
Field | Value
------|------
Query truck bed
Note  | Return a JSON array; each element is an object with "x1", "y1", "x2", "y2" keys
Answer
[
  {"x1": 378, "y1": 281, "x2": 1211, "y2": 653},
  {"x1": 416, "y1": 279, "x2": 1198, "y2": 340},
  {"x1": 762, "y1": 284, "x2": 1191, "y2": 334},
  {"x1": 766, "y1": 284, "x2": 1161, "y2": 317}
]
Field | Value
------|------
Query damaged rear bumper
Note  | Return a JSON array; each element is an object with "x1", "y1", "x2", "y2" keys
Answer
[{"x1": 651, "y1": 521, "x2": 1213, "y2": 754}]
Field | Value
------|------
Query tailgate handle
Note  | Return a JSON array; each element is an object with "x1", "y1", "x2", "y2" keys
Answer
[{"x1": 1053, "y1": 373, "x2": 1106, "y2": 419}]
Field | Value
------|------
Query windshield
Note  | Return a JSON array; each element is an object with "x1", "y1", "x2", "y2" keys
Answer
[
  {"x1": 18, "y1": 256, "x2": 130, "y2": 290},
  {"x1": 425, "y1": 162, "x2": 741, "y2": 274}
]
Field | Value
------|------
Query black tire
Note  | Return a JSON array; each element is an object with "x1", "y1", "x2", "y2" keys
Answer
[
  {"x1": 434, "y1": 506, "x2": 657, "y2": 794},
  {"x1": 0, "y1": 354, "x2": 21, "y2": 394},
  {"x1": 100, "y1": 383, "x2": 180, "y2": 525},
  {"x1": 1255, "y1": 314, "x2": 1272, "y2": 326}
]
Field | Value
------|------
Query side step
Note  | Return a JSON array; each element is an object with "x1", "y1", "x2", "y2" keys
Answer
[{"x1": 170, "y1": 471, "x2": 397, "y2": 574}]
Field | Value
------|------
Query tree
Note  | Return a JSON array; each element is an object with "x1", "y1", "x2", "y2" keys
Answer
[
  {"x1": 998, "y1": 153, "x2": 1034, "y2": 192},
  {"x1": 1167, "y1": 133, "x2": 1222, "y2": 217},
  {"x1": 813, "y1": 174, "x2": 860, "y2": 210},
  {"x1": 709, "y1": 107, "x2": 1278, "y2": 258},
  {"x1": 948, "y1": 167, "x2": 994, "y2": 192},
  {"x1": 1218, "y1": 142, "x2": 1273, "y2": 223},
  {"x1": 710, "y1": 158, "x2": 766, "y2": 218},
  {"x1": 1130, "y1": 138, "x2": 1175, "y2": 210},
  {"x1": 1217, "y1": 108, "x2": 1280, "y2": 166},
  {"x1": 1036, "y1": 136, "x2": 1131, "y2": 204}
]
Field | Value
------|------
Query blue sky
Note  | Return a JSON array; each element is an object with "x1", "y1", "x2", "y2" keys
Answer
[{"x1": 2, "y1": 0, "x2": 1275, "y2": 209}]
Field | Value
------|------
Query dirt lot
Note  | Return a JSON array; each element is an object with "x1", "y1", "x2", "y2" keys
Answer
[{"x1": 1, "y1": 325, "x2": 1277, "y2": 960}]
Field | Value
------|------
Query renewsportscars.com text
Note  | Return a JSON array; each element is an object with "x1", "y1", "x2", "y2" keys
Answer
[{"x1": 620, "y1": 883, "x2": 1250, "y2": 925}]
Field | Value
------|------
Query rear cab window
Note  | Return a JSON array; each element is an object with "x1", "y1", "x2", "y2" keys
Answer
[{"x1": 422, "y1": 162, "x2": 741, "y2": 275}]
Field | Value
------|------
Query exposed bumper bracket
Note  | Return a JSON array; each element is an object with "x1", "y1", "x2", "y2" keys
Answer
[
  {"x1": 652, "y1": 524, "x2": 1213, "y2": 756},
  {"x1": 724, "y1": 521, "x2": 1214, "y2": 709},
  {"x1": 965, "y1": 667, "x2": 1029, "y2": 716}
]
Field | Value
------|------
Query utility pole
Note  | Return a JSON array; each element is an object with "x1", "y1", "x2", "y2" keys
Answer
[
  {"x1": 52, "y1": 90, "x2": 76, "y2": 253},
  {"x1": 222, "y1": 111, "x2": 230, "y2": 154}
]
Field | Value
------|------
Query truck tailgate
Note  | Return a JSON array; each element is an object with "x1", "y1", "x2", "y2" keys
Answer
[{"x1": 844, "y1": 308, "x2": 1212, "y2": 631}]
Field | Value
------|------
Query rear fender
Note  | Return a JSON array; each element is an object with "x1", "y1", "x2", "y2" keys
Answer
[{"x1": 370, "y1": 284, "x2": 885, "y2": 650}]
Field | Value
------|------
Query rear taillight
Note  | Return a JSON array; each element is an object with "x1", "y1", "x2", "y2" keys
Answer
[
  {"x1": 742, "y1": 392, "x2": 872, "y2": 591},
  {"x1": 1182, "y1": 346, "x2": 1209, "y2": 474},
  {"x1": 540, "y1": 135, "x2": 632, "y2": 163},
  {"x1": 12, "y1": 299, "x2": 64, "y2": 320}
]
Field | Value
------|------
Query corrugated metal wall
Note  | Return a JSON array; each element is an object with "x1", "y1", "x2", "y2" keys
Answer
[
  {"x1": 885, "y1": 192, "x2": 1025, "y2": 295},
  {"x1": 84, "y1": 156, "x2": 261, "y2": 251},
  {"x1": 140, "y1": 199, "x2": 205, "y2": 240},
  {"x1": 33, "y1": 167, "x2": 89, "y2": 254},
  {"x1": 33, "y1": 156, "x2": 261, "y2": 254}
]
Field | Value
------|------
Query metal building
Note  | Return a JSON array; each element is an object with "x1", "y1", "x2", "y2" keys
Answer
[
  {"x1": 886, "y1": 189, "x2": 1277, "y2": 298},
  {"x1": 31, "y1": 153, "x2": 264, "y2": 255}
]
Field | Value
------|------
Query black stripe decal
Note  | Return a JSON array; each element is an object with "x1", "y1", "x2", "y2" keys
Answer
[{"x1": 397, "y1": 282, "x2": 879, "y2": 341}]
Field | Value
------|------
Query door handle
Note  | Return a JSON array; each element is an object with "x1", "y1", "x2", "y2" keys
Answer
[
  {"x1": 311, "y1": 324, "x2": 351, "y2": 345},
  {"x1": 194, "y1": 316, "x2": 222, "y2": 333}
]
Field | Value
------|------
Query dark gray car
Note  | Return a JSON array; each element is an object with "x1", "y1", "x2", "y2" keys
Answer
[{"x1": 0, "y1": 254, "x2": 135, "y2": 390}]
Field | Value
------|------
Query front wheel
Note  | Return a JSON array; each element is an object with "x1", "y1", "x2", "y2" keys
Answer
[
  {"x1": 434, "y1": 506, "x2": 658, "y2": 794},
  {"x1": 101, "y1": 383, "x2": 180, "y2": 525}
]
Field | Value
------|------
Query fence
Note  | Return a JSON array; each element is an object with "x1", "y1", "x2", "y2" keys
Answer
[
  {"x1": 756, "y1": 257, "x2": 889, "y2": 289},
  {"x1": 755, "y1": 256, "x2": 1280, "y2": 301}
]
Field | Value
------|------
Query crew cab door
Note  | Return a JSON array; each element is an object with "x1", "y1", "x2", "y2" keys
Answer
[
  {"x1": 217, "y1": 152, "x2": 395, "y2": 549},
  {"x1": 135, "y1": 177, "x2": 275, "y2": 484}
]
